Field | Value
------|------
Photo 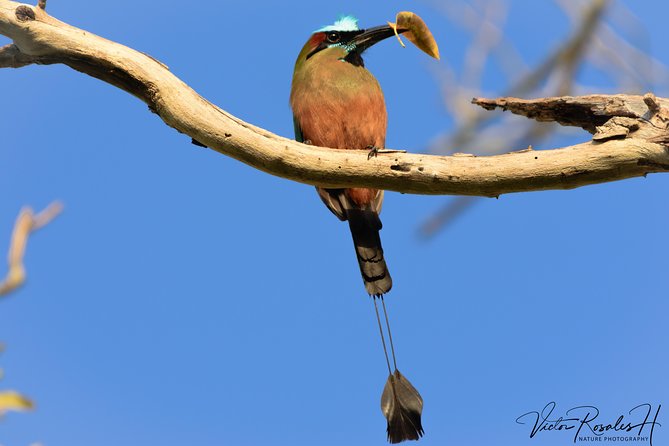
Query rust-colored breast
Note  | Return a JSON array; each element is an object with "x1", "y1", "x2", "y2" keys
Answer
[
  {"x1": 291, "y1": 47, "x2": 387, "y2": 208},
  {"x1": 291, "y1": 47, "x2": 387, "y2": 150}
]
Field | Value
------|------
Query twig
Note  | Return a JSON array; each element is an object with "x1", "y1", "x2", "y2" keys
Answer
[{"x1": 0, "y1": 201, "x2": 63, "y2": 296}]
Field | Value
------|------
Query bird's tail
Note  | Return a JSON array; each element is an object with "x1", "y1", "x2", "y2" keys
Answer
[
  {"x1": 346, "y1": 208, "x2": 392, "y2": 297},
  {"x1": 381, "y1": 370, "x2": 425, "y2": 443}
]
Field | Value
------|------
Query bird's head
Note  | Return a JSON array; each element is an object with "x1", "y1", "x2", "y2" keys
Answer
[{"x1": 295, "y1": 16, "x2": 405, "y2": 68}]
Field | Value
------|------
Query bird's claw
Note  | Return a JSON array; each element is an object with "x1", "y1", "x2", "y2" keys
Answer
[{"x1": 367, "y1": 146, "x2": 407, "y2": 160}]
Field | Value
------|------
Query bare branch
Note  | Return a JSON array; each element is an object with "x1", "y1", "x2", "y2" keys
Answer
[
  {"x1": 0, "y1": 43, "x2": 33, "y2": 68},
  {"x1": 0, "y1": 202, "x2": 63, "y2": 296},
  {"x1": 418, "y1": 196, "x2": 478, "y2": 239},
  {"x1": 420, "y1": 0, "x2": 669, "y2": 237},
  {"x1": 429, "y1": 0, "x2": 608, "y2": 157},
  {"x1": 473, "y1": 94, "x2": 668, "y2": 132},
  {"x1": 0, "y1": 1, "x2": 668, "y2": 199}
]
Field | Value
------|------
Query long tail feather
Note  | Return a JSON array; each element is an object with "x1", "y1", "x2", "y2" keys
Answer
[{"x1": 381, "y1": 370, "x2": 424, "y2": 443}]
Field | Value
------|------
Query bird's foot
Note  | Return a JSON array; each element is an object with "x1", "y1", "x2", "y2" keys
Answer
[{"x1": 366, "y1": 145, "x2": 407, "y2": 160}]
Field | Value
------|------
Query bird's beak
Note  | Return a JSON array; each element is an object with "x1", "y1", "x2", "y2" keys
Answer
[{"x1": 352, "y1": 25, "x2": 407, "y2": 53}]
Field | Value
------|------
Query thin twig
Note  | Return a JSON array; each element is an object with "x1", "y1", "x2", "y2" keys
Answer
[{"x1": 0, "y1": 201, "x2": 63, "y2": 296}]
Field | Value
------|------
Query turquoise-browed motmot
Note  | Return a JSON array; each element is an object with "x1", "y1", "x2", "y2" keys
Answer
[{"x1": 290, "y1": 16, "x2": 424, "y2": 443}]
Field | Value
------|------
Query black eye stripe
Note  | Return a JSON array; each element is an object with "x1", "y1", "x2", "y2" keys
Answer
[{"x1": 336, "y1": 30, "x2": 364, "y2": 41}]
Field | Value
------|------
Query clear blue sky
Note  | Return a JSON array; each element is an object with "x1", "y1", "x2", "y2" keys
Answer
[{"x1": 1, "y1": 1, "x2": 667, "y2": 445}]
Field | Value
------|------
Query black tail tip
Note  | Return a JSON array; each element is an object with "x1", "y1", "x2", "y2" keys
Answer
[
  {"x1": 387, "y1": 422, "x2": 425, "y2": 443},
  {"x1": 381, "y1": 370, "x2": 425, "y2": 443},
  {"x1": 386, "y1": 404, "x2": 425, "y2": 444}
]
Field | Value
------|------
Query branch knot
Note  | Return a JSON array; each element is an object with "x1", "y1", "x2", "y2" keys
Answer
[{"x1": 15, "y1": 5, "x2": 35, "y2": 21}]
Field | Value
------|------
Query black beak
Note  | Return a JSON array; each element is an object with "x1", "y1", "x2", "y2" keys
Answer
[{"x1": 351, "y1": 25, "x2": 407, "y2": 53}]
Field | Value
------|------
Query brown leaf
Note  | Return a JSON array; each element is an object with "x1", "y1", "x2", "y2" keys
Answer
[{"x1": 388, "y1": 11, "x2": 440, "y2": 60}]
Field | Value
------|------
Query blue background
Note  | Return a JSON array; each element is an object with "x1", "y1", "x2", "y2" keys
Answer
[{"x1": 1, "y1": 1, "x2": 667, "y2": 445}]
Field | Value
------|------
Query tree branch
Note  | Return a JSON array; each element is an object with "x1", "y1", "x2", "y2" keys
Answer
[
  {"x1": 1, "y1": 1, "x2": 668, "y2": 197},
  {"x1": 0, "y1": 202, "x2": 62, "y2": 296}
]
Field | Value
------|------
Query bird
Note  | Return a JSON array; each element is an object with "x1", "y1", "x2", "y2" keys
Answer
[{"x1": 290, "y1": 15, "x2": 424, "y2": 443}]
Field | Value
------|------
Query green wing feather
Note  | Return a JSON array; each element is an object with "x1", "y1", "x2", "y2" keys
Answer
[{"x1": 293, "y1": 115, "x2": 304, "y2": 143}]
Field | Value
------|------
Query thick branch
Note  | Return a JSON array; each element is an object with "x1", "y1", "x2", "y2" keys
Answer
[{"x1": 1, "y1": 1, "x2": 668, "y2": 197}]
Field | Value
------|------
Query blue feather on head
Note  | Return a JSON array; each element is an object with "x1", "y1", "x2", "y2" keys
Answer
[{"x1": 317, "y1": 15, "x2": 359, "y2": 32}]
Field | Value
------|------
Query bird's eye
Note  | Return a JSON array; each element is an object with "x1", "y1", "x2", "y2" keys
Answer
[{"x1": 326, "y1": 32, "x2": 341, "y2": 43}]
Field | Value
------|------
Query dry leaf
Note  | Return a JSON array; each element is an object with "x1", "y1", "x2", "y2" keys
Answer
[
  {"x1": 0, "y1": 391, "x2": 34, "y2": 414},
  {"x1": 388, "y1": 11, "x2": 440, "y2": 60}
]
